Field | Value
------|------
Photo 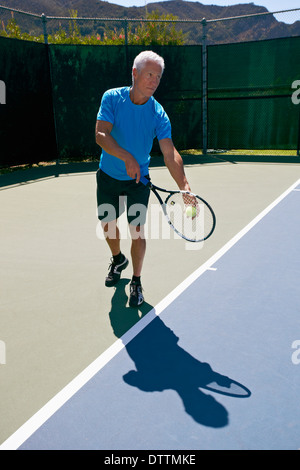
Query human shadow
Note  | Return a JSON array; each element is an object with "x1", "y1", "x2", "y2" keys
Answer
[{"x1": 109, "y1": 279, "x2": 251, "y2": 428}]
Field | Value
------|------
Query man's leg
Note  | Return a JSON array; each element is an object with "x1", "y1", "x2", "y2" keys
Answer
[
  {"x1": 102, "y1": 219, "x2": 129, "y2": 287},
  {"x1": 96, "y1": 169, "x2": 129, "y2": 286},
  {"x1": 128, "y1": 224, "x2": 146, "y2": 307},
  {"x1": 102, "y1": 219, "x2": 121, "y2": 256},
  {"x1": 129, "y1": 225, "x2": 146, "y2": 277}
]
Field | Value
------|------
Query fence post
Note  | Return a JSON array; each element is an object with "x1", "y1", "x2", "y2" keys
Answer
[
  {"x1": 41, "y1": 13, "x2": 48, "y2": 44},
  {"x1": 42, "y1": 13, "x2": 60, "y2": 172},
  {"x1": 124, "y1": 18, "x2": 128, "y2": 45},
  {"x1": 201, "y1": 18, "x2": 208, "y2": 155},
  {"x1": 124, "y1": 19, "x2": 130, "y2": 83}
]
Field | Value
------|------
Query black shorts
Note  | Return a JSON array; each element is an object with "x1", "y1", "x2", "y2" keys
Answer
[{"x1": 96, "y1": 169, "x2": 150, "y2": 226}]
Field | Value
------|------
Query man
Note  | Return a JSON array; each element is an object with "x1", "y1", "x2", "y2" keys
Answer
[{"x1": 95, "y1": 50, "x2": 191, "y2": 307}]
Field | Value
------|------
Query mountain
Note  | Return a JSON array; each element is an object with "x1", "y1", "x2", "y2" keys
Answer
[{"x1": 0, "y1": 0, "x2": 299, "y2": 44}]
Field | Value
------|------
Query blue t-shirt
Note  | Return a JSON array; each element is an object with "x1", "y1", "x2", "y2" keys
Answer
[{"x1": 96, "y1": 86, "x2": 171, "y2": 180}]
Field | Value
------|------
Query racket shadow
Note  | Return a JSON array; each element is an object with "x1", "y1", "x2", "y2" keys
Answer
[{"x1": 108, "y1": 281, "x2": 251, "y2": 429}]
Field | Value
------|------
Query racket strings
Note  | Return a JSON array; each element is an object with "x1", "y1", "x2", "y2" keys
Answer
[{"x1": 165, "y1": 192, "x2": 214, "y2": 242}]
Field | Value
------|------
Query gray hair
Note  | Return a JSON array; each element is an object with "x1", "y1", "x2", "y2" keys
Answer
[{"x1": 132, "y1": 51, "x2": 165, "y2": 79}]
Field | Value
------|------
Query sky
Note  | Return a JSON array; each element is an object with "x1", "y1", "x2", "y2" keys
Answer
[
  {"x1": 105, "y1": 0, "x2": 300, "y2": 23},
  {"x1": 106, "y1": 0, "x2": 300, "y2": 10}
]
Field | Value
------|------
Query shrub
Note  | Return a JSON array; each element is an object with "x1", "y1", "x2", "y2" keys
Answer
[{"x1": 0, "y1": 9, "x2": 187, "y2": 45}]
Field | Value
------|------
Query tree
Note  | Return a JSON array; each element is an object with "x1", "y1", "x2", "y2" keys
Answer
[{"x1": 0, "y1": 10, "x2": 187, "y2": 45}]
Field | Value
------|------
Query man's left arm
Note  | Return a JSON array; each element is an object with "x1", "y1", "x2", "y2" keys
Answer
[{"x1": 159, "y1": 138, "x2": 191, "y2": 192}]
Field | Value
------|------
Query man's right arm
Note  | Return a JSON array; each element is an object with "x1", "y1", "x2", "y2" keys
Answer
[{"x1": 95, "y1": 120, "x2": 141, "y2": 182}]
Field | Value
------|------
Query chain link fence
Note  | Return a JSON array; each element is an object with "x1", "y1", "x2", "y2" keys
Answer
[
  {"x1": 0, "y1": 5, "x2": 300, "y2": 45},
  {"x1": 0, "y1": 5, "x2": 300, "y2": 166}
]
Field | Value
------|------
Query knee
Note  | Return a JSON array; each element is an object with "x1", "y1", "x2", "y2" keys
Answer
[{"x1": 130, "y1": 224, "x2": 145, "y2": 241}]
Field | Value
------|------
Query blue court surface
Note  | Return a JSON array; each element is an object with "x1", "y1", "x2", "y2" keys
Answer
[{"x1": 1, "y1": 179, "x2": 300, "y2": 451}]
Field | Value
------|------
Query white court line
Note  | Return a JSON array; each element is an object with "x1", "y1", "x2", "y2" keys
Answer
[{"x1": 1, "y1": 177, "x2": 300, "y2": 451}]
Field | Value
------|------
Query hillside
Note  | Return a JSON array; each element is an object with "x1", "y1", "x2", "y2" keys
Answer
[{"x1": 0, "y1": 0, "x2": 299, "y2": 44}]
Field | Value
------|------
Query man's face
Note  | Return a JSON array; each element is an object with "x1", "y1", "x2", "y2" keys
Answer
[{"x1": 132, "y1": 60, "x2": 162, "y2": 101}]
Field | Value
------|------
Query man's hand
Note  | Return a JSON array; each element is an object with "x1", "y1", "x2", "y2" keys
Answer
[
  {"x1": 124, "y1": 155, "x2": 141, "y2": 183},
  {"x1": 96, "y1": 120, "x2": 141, "y2": 182}
]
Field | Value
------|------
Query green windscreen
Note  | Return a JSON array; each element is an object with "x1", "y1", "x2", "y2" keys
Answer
[
  {"x1": 207, "y1": 36, "x2": 300, "y2": 150},
  {"x1": 48, "y1": 44, "x2": 128, "y2": 159},
  {"x1": 1, "y1": 36, "x2": 299, "y2": 167},
  {"x1": 48, "y1": 44, "x2": 203, "y2": 158},
  {"x1": 151, "y1": 45, "x2": 203, "y2": 151},
  {"x1": 0, "y1": 36, "x2": 57, "y2": 166}
]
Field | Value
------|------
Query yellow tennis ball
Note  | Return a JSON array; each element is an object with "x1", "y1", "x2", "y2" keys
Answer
[{"x1": 186, "y1": 206, "x2": 196, "y2": 217}]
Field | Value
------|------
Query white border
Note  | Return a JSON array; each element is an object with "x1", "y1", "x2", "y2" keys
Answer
[{"x1": 1, "y1": 177, "x2": 299, "y2": 450}]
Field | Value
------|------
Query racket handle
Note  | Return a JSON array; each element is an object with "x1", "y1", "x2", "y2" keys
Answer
[{"x1": 139, "y1": 175, "x2": 150, "y2": 186}]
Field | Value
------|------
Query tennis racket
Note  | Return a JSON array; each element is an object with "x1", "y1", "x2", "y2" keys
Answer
[{"x1": 140, "y1": 176, "x2": 216, "y2": 242}]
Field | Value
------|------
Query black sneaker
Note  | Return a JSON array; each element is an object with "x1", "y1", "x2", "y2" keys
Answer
[
  {"x1": 129, "y1": 281, "x2": 144, "y2": 307},
  {"x1": 105, "y1": 256, "x2": 129, "y2": 287}
]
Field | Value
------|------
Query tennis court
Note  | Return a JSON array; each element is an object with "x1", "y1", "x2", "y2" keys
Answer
[{"x1": 1, "y1": 158, "x2": 300, "y2": 451}]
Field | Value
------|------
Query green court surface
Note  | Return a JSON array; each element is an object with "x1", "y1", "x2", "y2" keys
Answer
[{"x1": 1, "y1": 157, "x2": 300, "y2": 447}]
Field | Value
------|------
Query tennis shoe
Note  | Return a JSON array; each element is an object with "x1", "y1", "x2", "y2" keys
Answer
[
  {"x1": 129, "y1": 281, "x2": 144, "y2": 307},
  {"x1": 105, "y1": 256, "x2": 129, "y2": 287}
]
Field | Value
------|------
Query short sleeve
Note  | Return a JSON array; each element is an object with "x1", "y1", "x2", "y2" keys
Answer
[
  {"x1": 155, "y1": 102, "x2": 172, "y2": 140},
  {"x1": 155, "y1": 108, "x2": 172, "y2": 141},
  {"x1": 97, "y1": 90, "x2": 115, "y2": 124}
]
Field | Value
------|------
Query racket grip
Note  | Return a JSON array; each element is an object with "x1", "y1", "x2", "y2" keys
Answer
[{"x1": 139, "y1": 175, "x2": 150, "y2": 186}]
